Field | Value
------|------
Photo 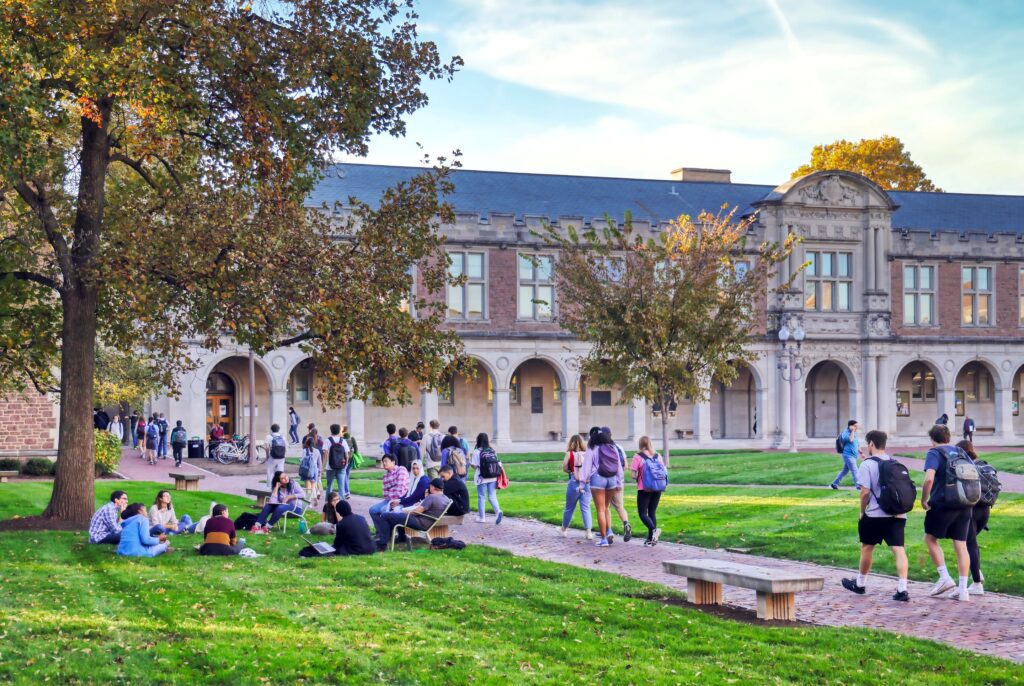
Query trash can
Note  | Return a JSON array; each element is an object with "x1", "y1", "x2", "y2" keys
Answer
[{"x1": 187, "y1": 438, "x2": 204, "y2": 460}]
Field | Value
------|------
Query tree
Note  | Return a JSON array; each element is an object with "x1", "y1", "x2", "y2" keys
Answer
[
  {"x1": 0, "y1": 1, "x2": 467, "y2": 524},
  {"x1": 538, "y1": 208, "x2": 795, "y2": 462},
  {"x1": 792, "y1": 136, "x2": 942, "y2": 192},
  {"x1": 93, "y1": 347, "x2": 165, "y2": 418}
]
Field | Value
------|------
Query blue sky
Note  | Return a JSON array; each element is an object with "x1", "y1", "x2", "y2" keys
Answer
[{"x1": 343, "y1": 0, "x2": 1024, "y2": 195}]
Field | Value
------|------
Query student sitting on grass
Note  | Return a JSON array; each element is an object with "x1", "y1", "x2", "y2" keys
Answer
[
  {"x1": 332, "y1": 500, "x2": 375, "y2": 556},
  {"x1": 309, "y1": 491, "x2": 342, "y2": 535},
  {"x1": 200, "y1": 504, "x2": 243, "y2": 556},
  {"x1": 117, "y1": 503, "x2": 171, "y2": 557},
  {"x1": 88, "y1": 490, "x2": 128, "y2": 544},
  {"x1": 149, "y1": 490, "x2": 198, "y2": 535}
]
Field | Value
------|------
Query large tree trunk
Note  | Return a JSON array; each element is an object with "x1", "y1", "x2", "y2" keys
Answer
[{"x1": 43, "y1": 286, "x2": 99, "y2": 523}]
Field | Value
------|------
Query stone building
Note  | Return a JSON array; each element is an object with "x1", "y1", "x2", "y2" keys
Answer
[{"x1": 6, "y1": 163, "x2": 1024, "y2": 455}]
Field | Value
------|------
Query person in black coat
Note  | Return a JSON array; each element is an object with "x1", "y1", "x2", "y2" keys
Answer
[
  {"x1": 332, "y1": 500, "x2": 375, "y2": 556},
  {"x1": 439, "y1": 465, "x2": 470, "y2": 516}
]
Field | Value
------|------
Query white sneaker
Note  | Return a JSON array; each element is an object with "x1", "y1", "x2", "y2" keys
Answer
[
  {"x1": 968, "y1": 582, "x2": 985, "y2": 596},
  {"x1": 946, "y1": 588, "x2": 970, "y2": 602},
  {"x1": 559, "y1": 527, "x2": 568, "y2": 537},
  {"x1": 928, "y1": 577, "x2": 955, "y2": 597},
  {"x1": 584, "y1": 530, "x2": 593, "y2": 540},
  {"x1": 475, "y1": 517, "x2": 486, "y2": 523},
  {"x1": 652, "y1": 528, "x2": 662, "y2": 543}
]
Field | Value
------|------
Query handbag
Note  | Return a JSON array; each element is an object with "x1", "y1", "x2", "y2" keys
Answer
[
  {"x1": 350, "y1": 451, "x2": 364, "y2": 469},
  {"x1": 496, "y1": 465, "x2": 509, "y2": 490}
]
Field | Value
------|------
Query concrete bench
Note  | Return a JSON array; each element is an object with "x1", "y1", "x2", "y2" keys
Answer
[
  {"x1": 429, "y1": 514, "x2": 465, "y2": 539},
  {"x1": 548, "y1": 430, "x2": 563, "y2": 441},
  {"x1": 675, "y1": 430, "x2": 694, "y2": 440},
  {"x1": 168, "y1": 472, "x2": 204, "y2": 492},
  {"x1": 663, "y1": 558, "x2": 823, "y2": 621},
  {"x1": 0, "y1": 470, "x2": 17, "y2": 483},
  {"x1": 245, "y1": 487, "x2": 272, "y2": 507}
]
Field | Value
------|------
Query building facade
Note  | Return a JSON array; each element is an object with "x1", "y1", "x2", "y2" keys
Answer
[{"x1": 6, "y1": 163, "x2": 1024, "y2": 455}]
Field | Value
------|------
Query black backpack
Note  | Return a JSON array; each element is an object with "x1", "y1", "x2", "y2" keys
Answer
[
  {"x1": 270, "y1": 435, "x2": 286, "y2": 460},
  {"x1": 975, "y1": 460, "x2": 1002, "y2": 507},
  {"x1": 328, "y1": 437, "x2": 348, "y2": 471},
  {"x1": 868, "y1": 457, "x2": 916, "y2": 515},
  {"x1": 478, "y1": 448, "x2": 502, "y2": 479},
  {"x1": 396, "y1": 443, "x2": 418, "y2": 471},
  {"x1": 835, "y1": 434, "x2": 845, "y2": 455}
]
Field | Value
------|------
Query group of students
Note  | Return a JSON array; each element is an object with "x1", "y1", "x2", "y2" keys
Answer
[
  {"x1": 561, "y1": 427, "x2": 669, "y2": 548},
  {"x1": 834, "y1": 420, "x2": 1000, "y2": 602},
  {"x1": 263, "y1": 421, "x2": 361, "y2": 507},
  {"x1": 87, "y1": 488, "x2": 200, "y2": 557}
]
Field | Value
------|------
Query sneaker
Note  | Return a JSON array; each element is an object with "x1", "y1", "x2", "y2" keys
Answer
[
  {"x1": 584, "y1": 530, "x2": 593, "y2": 540},
  {"x1": 652, "y1": 528, "x2": 662, "y2": 543},
  {"x1": 596, "y1": 538, "x2": 610, "y2": 547},
  {"x1": 947, "y1": 588, "x2": 970, "y2": 602},
  {"x1": 560, "y1": 527, "x2": 568, "y2": 538},
  {"x1": 841, "y1": 578, "x2": 866, "y2": 595},
  {"x1": 475, "y1": 517, "x2": 486, "y2": 523},
  {"x1": 250, "y1": 525, "x2": 263, "y2": 534},
  {"x1": 623, "y1": 522, "x2": 632, "y2": 542},
  {"x1": 643, "y1": 540, "x2": 653, "y2": 547},
  {"x1": 928, "y1": 577, "x2": 956, "y2": 597},
  {"x1": 495, "y1": 512, "x2": 503, "y2": 525},
  {"x1": 892, "y1": 590, "x2": 910, "y2": 602},
  {"x1": 968, "y1": 582, "x2": 985, "y2": 596},
  {"x1": 607, "y1": 533, "x2": 614, "y2": 544},
  {"x1": 829, "y1": 483, "x2": 838, "y2": 490}
]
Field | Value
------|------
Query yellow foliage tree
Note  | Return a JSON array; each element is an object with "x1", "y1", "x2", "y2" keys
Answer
[{"x1": 793, "y1": 136, "x2": 942, "y2": 192}]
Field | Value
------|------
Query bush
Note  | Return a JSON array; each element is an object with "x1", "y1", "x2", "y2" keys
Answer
[
  {"x1": 0, "y1": 458, "x2": 21, "y2": 472},
  {"x1": 21, "y1": 457, "x2": 56, "y2": 477},
  {"x1": 94, "y1": 429, "x2": 122, "y2": 476}
]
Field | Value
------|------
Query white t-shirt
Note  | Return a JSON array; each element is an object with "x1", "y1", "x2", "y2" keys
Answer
[
  {"x1": 856, "y1": 454, "x2": 907, "y2": 519},
  {"x1": 266, "y1": 433, "x2": 286, "y2": 462}
]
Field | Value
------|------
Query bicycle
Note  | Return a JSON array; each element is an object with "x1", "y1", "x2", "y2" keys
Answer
[{"x1": 213, "y1": 435, "x2": 267, "y2": 465}]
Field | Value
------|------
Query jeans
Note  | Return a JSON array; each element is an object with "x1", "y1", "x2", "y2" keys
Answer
[
  {"x1": 267, "y1": 458, "x2": 286, "y2": 487},
  {"x1": 476, "y1": 481, "x2": 501, "y2": 518},
  {"x1": 325, "y1": 469, "x2": 343, "y2": 495},
  {"x1": 150, "y1": 514, "x2": 196, "y2": 536},
  {"x1": 340, "y1": 466, "x2": 351, "y2": 497},
  {"x1": 562, "y1": 478, "x2": 593, "y2": 530},
  {"x1": 832, "y1": 455, "x2": 861, "y2": 488},
  {"x1": 289, "y1": 425, "x2": 300, "y2": 444},
  {"x1": 157, "y1": 434, "x2": 168, "y2": 458},
  {"x1": 131, "y1": 432, "x2": 139, "y2": 449},
  {"x1": 369, "y1": 499, "x2": 392, "y2": 534},
  {"x1": 636, "y1": 490, "x2": 662, "y2": 538},
  {"x1": 376, "y1": 510, "x2": 414, "y2": 546},
  {"x1": 94, "y1": 531, "x2": 121, "y2": 545},
  {"x1": 255, "y1": 503, "x2": 300, "y2": 527}
]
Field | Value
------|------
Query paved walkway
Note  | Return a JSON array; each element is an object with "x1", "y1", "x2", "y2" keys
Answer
[{"x1": 116, "y1": 451, "x2": 1024, "y2": 663}]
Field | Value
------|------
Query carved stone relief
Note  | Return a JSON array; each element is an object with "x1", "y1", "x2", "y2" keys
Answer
[{"x1": 798, "y1": 175, "x2": 864, "y2": 206}]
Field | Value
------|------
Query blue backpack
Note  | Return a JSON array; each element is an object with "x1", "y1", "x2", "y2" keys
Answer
[
  {"x1": 146, "y1": 424, "x2": 158, "y2": 441},
  {"x1": 641, "y1": 454, "x2": 669, "y2": 492}
]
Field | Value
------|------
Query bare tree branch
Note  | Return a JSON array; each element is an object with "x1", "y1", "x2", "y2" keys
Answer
[{"x1": 14, "y1": 181, "x2": 73, "y2": 281}]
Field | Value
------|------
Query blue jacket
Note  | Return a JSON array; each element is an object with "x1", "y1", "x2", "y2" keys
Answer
[
  {"x1": 840, "y1": 428, "x2": 860, "y2": 460},
  {"x1": 117, "y1": 514, "x2": 165, "y2": 557},
  {"x1": 397, "y1": 475, "x2": 431, "y2": 507}
]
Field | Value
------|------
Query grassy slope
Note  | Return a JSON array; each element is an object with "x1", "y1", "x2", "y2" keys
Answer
[
  {"x1": 0, "y1": 482, "x2": 1021, "y2": 685},
  {"x1": 349, "y1": 479, "x2": 1024, "y2": 596}
]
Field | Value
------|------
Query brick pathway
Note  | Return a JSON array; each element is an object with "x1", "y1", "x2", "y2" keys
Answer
[{"x1": 116, "y1": 450, "x2": 1024, "y2": 663}]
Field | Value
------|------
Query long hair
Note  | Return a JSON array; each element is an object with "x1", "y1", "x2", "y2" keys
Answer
[
  {"x1": 956, "y1": 439, "x2": 978, "y2": 461},
  {"x1": 638, "y1": 436, "x2": 653, "y2": 453},
  {"x1": 475, "y1": 433, "x2": 491, "y2": 450},
  {"x1": 271, "y1": 471, "x2": 284, "y2": 489},
  {"x1": 566, "y1": 434, "x2": 585, "y2": 453},
  {"x1": 153, "y1": 490, "x2": 170, "y2": 510}
]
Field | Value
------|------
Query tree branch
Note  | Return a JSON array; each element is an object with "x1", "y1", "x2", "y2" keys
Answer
[
  {"x1": 110, "y1": 153, "x2": 159, "y2": 191},
  {"x1": 14, "y1": 181, "x2": 73, "y2": 281},
  {"x1": 0, "y1": 271, "x2": 60, "y2": 291}
]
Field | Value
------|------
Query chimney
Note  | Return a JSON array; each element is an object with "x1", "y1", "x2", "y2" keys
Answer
[{"x1": 670, "y1": 167, "x2": 731, "y2": 183}]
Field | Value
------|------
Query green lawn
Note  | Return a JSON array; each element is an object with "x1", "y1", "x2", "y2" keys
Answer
[
  {"x1": 894, "y1": 450, "x2": 1024, "y2": 475},
  {"x1": 0, "y1": 482, "x2": 1021, "y2": 684},
  {"x1": 349, "y1": 480, "x2": 1024, "y2": 596}
]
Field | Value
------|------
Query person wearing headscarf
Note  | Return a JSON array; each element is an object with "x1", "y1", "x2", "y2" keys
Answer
[{"x1": 391, "y1": 459, "x2": 430, "y2": 510}]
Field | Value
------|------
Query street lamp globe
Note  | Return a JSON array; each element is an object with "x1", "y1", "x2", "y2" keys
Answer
[
  {"x1": 793, "y1": 327, "x2": 805, "y2": 342},
  {"x1": 778, "y1": 327, "x2": 790, "y2": 342}
]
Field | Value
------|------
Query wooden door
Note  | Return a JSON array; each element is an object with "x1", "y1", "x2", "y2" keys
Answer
[{"x1": 207, "y1": 394, "x2": 234, "y2": 436}]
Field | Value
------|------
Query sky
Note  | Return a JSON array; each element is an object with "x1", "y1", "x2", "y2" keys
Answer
[{"x1": 342, "y1": 0, "x2": 1024, "y2": 195}]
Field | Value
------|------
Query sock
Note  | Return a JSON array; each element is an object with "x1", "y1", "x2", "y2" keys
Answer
[
  {"x1": 856, "y1": 574, "x2": 867, "y2": 587},
  {"x1": 897, "y1": 578, "x2": 908, "y2": 593},
  {"x1": 959, "y1": 576, "x2": 968, "y2": 592},
  {"x1": 936, "y1": 565, "x2": 950, "y2": 580}
]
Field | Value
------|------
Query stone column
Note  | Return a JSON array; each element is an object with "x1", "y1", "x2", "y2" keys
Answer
[
  {"x1": 865, "y1": 226, "x2": 876, "y2": 292},
  {"x1": 994, "y1": 385, "x2": 1015, "y2": 442},
  {"x1": 561, "y1": 385, "x2": 580, "y2": 442},
  {"x1": 627, "y1": 397, "x2": 646, "y2": 440},
  {"x1": 694, "y1": 400, "x2": 712, "y2": 443},
  {"x1": 863, "y1": 354, "x2": 878, "y2": 430},
  {"x1": 420, "y1": 389, "x2": 439, "y2": 426},
  {"x1": 794, "y1": 371, "x2": 809, "y2": 442},
  {"x1": 493, "y1": 388, "x2": 511, "y2": 445},
  {"x1": 754, "y1": 386, "x2": 768, "y2": 441},
  {"x1": 875, "y1": 227, "x2": 888, "y2": 292},
  {"x1": 876, "y1": 354, "x2": 895, "y2": 434},
  {"x1": 346, "y1": 396, "x2": 365, "y2": 448},
  {"x1": 269, "y1": 388, "x2": 288, "y2": 434},
  {"x1": 776, "y1": 353, "x2": 790, "y2": 448},
  {"x1": 936, "y1": 385, "x2": 954, "y2": 424}
]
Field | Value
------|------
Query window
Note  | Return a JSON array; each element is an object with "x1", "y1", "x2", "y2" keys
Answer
[
  {"x1": 962, "y1": 266, "x2": 993, "y2": 326},
  {"x1": 518, "y1": 254, "x2": 555, "y2": 320},
  {"x1": 553, "y1": 376, "x2": 561, "y2": 403},
  {"x1": 903, "y1": 265, "x2": 935, "y2": 326},
  {"x1": 804, "y1": 251, "x2": 852, "y2": 312},
  {"x1": 438, "y1": 377, "x2": 454, "y2": 406},
  {"x1": 288, "y1": 361, "x2": 312, "y2": 404},
  {"x1": 911, "y1": 370, "x2": 936, "y2": 401},
  {"x1": 896, "y1": 390, "x2": 910, "y2": 417},
  {"x1": 486, "y1": 373, "x2": 520, "y2": 404},
  {"x1": 596, "y1": 256, "x2": 625, "y2": 282},
  {"x1": 591, "y1": 390, "x2": 612, "y2": 406},
  {"x1": 447, "y1": 251, "x2": 486, "y2": 320},
  {"x1": 962, "y1": 368, "x2": 992, "y2": 402}
]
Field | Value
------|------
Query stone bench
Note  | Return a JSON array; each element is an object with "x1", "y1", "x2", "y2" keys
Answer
[
  {"x1": 245, "y1": 487, "x2": 272, "y2": 507},
  {"x1": 663, "y1": 558, "x2": 823, "y2": 621},
  {"x1": 168, "y1": 472, "x2": 204, "y2": 492},
  {"x1": 548, "y1": 430, "x2": 563, "y2": 441},
  {"x1": 429, "y1": 514, "x2": 465, "y2": 539},
  {"x1": 0, "y1": 470, "x2": 17, "y2": 483},
  {"x1": 675, "y1": 430, "x2": 694, "y2": 439}
]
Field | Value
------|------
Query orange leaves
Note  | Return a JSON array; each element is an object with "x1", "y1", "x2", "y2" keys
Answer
[{"x1": 74, "y1": 95, "x2": 103, "y2": 125}]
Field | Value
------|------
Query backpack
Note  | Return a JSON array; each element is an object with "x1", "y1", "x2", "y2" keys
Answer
[
  {"x1": 868, "y1": 457, "x2": 916, "y2": 515},
  {"x1": 478, "y1": 448, "x2": 501, "y2": 479},
  {"x1": 941, "y1": 446, "x2": 981, "y2": 509},
  {"x1": 425, "y1": 432, "x2": 443, "y2": 467},
  {"x1": 835, "y1": 433, "x2": 845, "y2": 454},
  {"x1": 447, "y1": 447, "x2": 467, "y2": 478},
  {"x1": 966, "y1": 419, "x2": 975, "y2": 432},
  {"x1": 396, "y1": 443, "x2": 418, "y2": 471},
  {"x1": 146, "y1": 423, "x2": 159, "y2": 441},
  {"x1": 298, "y1": 450, "x2": 315, "y2": 481},
  {"x1": 975, "y1": 460, "x2": 1002, "y2": 507},
  {"x1": 136, "y1": 422, "x2": 146, "y2": 438},
  {"x1": 327, "y1": 437, "x2": 348, "y2": 471},
  {"x1": 170, "y1": 427, "x2": 188, "y2": 447},
  {"x1": 269, "y1": 435, "x2": 286, "y2": 460},
  {"x1": 640, "y1": 454, "x2": 669, "y2": 492},
  {"x1": 597, "y1": 444, "x2": 620, "y2": 478}
]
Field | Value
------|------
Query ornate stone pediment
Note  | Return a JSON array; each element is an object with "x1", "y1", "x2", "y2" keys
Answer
[{"x1": 797, "y1": 174, "x2": 863, "y2": 206}]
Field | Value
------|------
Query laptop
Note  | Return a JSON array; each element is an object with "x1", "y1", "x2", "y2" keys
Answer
[{"x1": 302, "y1": 537, "x2": 336, "y2": 555}]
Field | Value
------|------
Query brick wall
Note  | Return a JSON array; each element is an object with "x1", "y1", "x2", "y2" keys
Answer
[
  {"x1": 891, "y1": 260, "x2": 1021, "y2": 337},
  {"x1": 0, "y1": 388, "x2": 59, "y2": 452}
]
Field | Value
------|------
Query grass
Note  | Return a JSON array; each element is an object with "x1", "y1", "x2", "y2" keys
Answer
[
  {"x1": 0, "y1": 482, "x2": 1021, "y2": 684},
  {"x1": 349, "y1": 480, "x2": 1024, "y2": 596},
  {"x1": 894, "y1": 450, "x2": 1024, "y2": 475}
]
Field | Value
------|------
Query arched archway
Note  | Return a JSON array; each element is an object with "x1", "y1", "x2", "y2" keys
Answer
[
  {"x1": 448, "y1": 358, "x2": 493, "y2": 437},
  {"x1": 954, "y1": 361, "x2": 997, "y2": 436},
  {"x1": 711, "y1": 364, "x2": 760, "y2": 439},
  {"x1": 508, "y1": 358, "x2": 565, "y2": 441},
  {"x1": 204, "y1": 356, "x2": 273, "y2": 438},
  {"x1": 1012, "y1": 364, "x2": 1024, "y2": 436},
  {"x1": 893, "y1": 360, "x2": 943, "y2": 437},
  {"x1": 804, "y1": 361, "x2": 853, "y2": 438}
]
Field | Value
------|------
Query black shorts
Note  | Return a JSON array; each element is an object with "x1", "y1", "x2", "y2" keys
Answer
[
  {"x1": 924, "y1": 507, "x2": 972, "y2": 541},
  {"x1": 858, "y1": 516, "x2": 906, "y2": 547}
]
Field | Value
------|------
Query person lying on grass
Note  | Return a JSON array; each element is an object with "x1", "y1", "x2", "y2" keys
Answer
[{"x1": 117, "y1": 503, "x2": 172, "y2": 557}]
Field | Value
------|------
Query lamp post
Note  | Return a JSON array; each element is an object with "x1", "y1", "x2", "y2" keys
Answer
[{"x1": 777, "y1": 316, "x2": 805, "y2": 454}]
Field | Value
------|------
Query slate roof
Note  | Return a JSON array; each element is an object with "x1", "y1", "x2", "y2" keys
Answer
[{"x1": 308, "y1": 163, "x2": 1024, "y2": 234}]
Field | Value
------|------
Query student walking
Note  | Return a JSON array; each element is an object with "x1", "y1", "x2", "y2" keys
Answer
[
  {"x1": 957, "y1": 440, "x2": 995, "y2": 596},
  {"x1": 170, "y1": 421, "x2": 188, "y2": 467},
  {"x1": 324, "y1": 424, "x2": 350, "y2": 497},
  {"x1": 840, "y1": 430, "x2": 912, "y2": 601},
  {"x1": 288, "y1": 406, "x2": 301, "y2": 445},
  {"x1": 560, "y1": 434, "x2": 592, "y2": 538},
  {"x1": 341, "y1": 425, "x2": 358, "y2": 499},
  {"x1": 156, "y1": 413, "x2": 170, "y2": 460},
  {"x1": 144, "y1": 417, "x2": 159, "y2": 465},
  {"x1": 582, "y1": 427, "x2": 622, "y2": 547},
  {"x1": 298, "y1": 436, "x2": 323, "y2": 506},
  {"x1": 831, "y1": 419, "x2": 862, "y2": 490},
  {"x1": 129, "y1": 410, "x2": 140, "y2": 449},
  {"x1": 922, "y1": 424, "x2": 979, "y2": 602},
  {"x1": 602, "y1": 426, "x2": 633, "y2": 542},
  {"x1": 265, "y1": 423, "x2": 287, "y2": 487},
  {"x1": 470, "y1": 433, "x2": 503, "y2": 524},
  {"x1": 630, "y1": 436, "x2": 667, "y2": 546},
  {"x1": 108, "y1": 414, "x2": 124, "y2": 444},
  {"x1": 962, "y1": 417, "x2": 975, "y2": 443}
]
